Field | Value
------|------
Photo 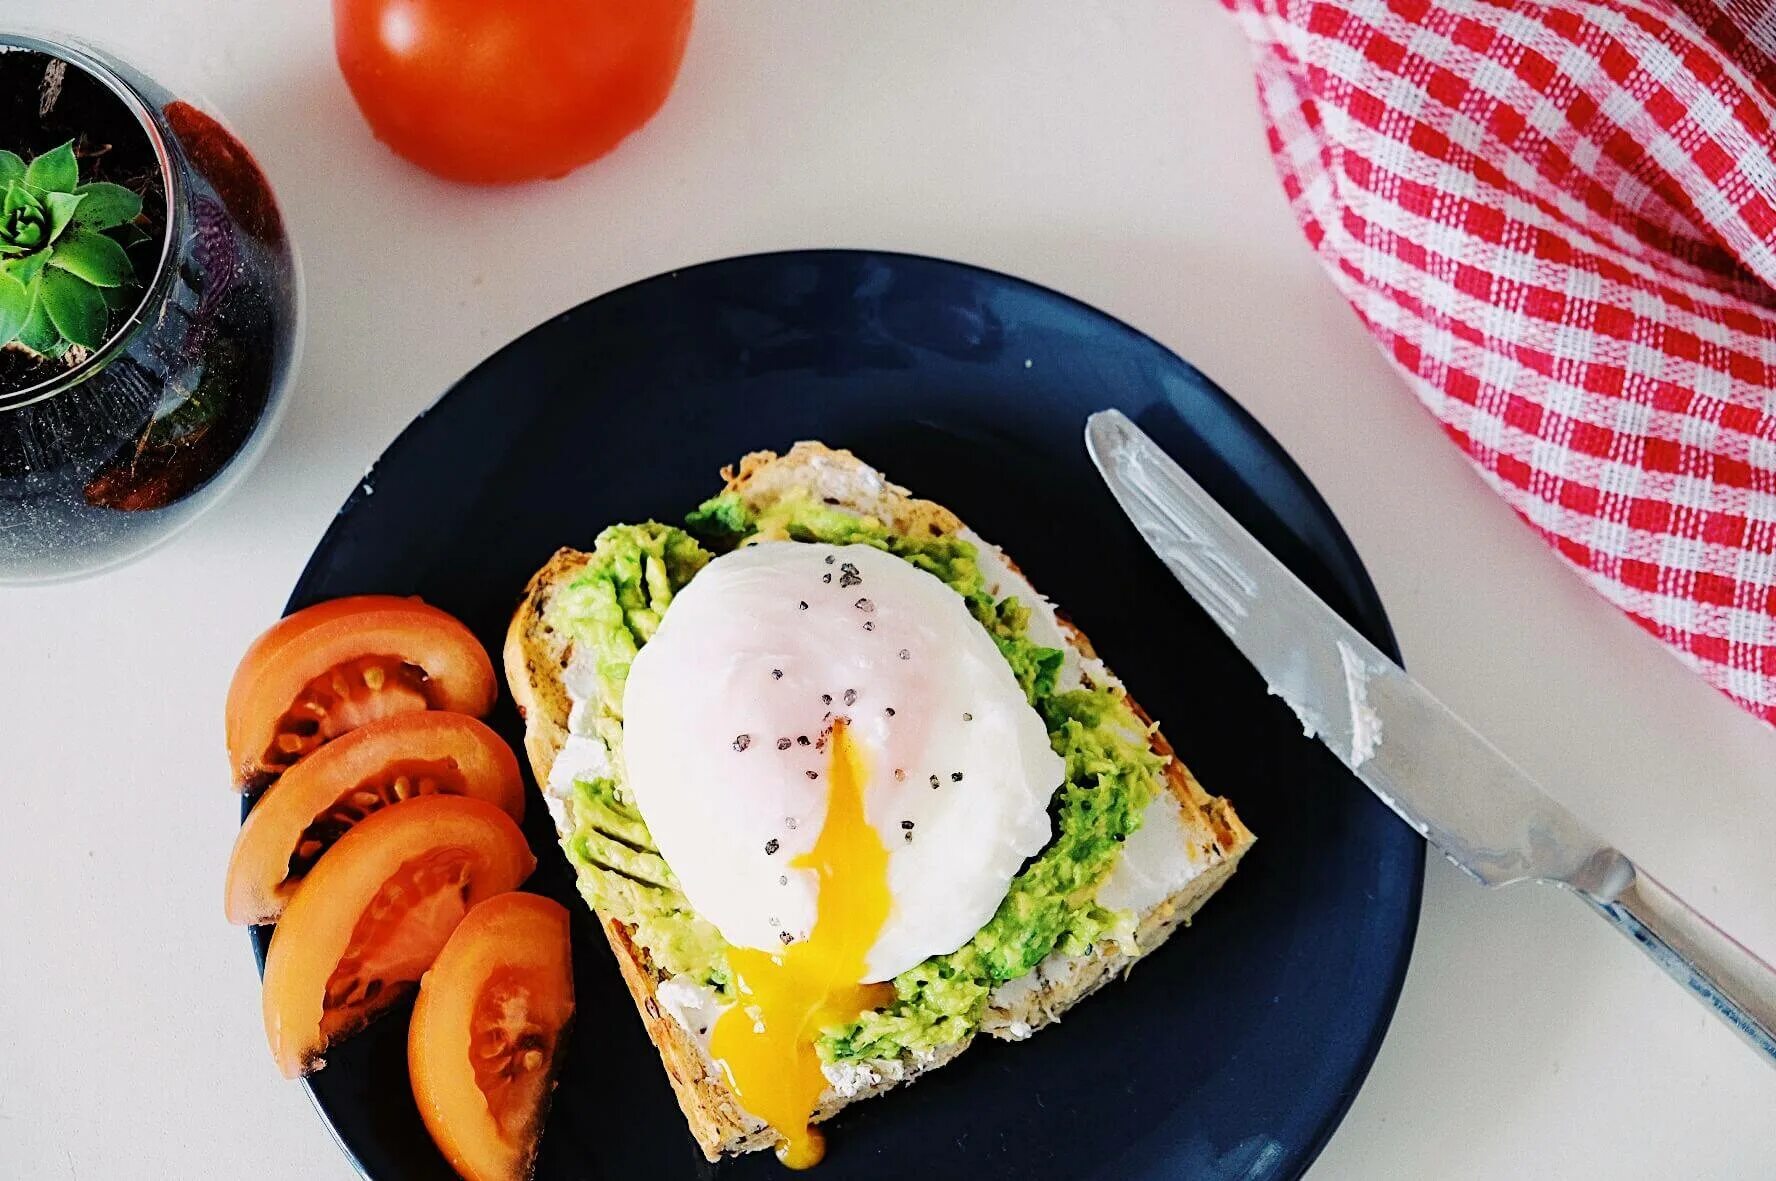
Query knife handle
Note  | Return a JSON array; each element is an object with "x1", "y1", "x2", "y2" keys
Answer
[{"x1": 1579, "y1": 859, "x2": 1776, "y2": 1062}]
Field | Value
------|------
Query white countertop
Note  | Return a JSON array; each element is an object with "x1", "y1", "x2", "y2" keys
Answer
[{"x1": 4, "y1": 2, "x2": 1773, "y2": 1177}]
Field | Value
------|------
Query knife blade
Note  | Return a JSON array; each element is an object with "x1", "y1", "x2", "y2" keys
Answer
[{"x1": 1086, "y1": 408, "x2": 1776, "y2": 1063}]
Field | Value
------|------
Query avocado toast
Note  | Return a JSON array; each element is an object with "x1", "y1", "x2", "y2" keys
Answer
[{"x1": 504, "y1": 442, "x2": 1254, "y2": 1161}]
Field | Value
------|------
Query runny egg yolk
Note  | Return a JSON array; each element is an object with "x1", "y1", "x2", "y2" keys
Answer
[{"x1": 708, "y1": 720, "x2": 896, "y2": 1169}]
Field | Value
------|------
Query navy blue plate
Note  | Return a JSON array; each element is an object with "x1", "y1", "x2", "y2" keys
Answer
[{"x1": 252, "y1": 250, "x2": 1421, "y2": 1180}]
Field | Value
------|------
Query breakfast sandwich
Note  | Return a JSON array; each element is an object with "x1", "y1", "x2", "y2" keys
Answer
[{"x1": 505, "y1": 442, "x2": 1254, "y2": 1166}]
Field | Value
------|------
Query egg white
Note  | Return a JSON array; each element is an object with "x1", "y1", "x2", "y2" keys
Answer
[{"x1": 620, "y1": 541, "x2": 1063, "y2": 982}]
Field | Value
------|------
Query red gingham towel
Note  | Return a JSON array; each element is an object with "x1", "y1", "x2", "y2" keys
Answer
[{"x1": 1222, "y1": 0, "x2": 1776, "y2": 722}]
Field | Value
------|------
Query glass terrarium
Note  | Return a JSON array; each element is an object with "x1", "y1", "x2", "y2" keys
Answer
[{"x1": 0, "y1": 33, "x2": 300, "y2": 582}]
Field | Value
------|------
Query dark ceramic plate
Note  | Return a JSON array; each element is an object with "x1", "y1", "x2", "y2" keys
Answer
[{"x1": 251, "y1": 250, "x2": 1422, "y2": 1181}]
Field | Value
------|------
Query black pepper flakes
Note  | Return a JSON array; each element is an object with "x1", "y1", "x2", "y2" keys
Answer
[
  {"x1": 894, "y1": 768, "x2": 906, "y2": 781},
  {"x1": 838, "y1": 562, "x2": 862, "y2": 588},
  {"x1": 779, "y1": 931, "x2": 795, "y2": 945},
  {"x1": 771, "y1": 668, "x2": 783, "y2": 680},
  {"x1": 764, "y1": 839, "x2": 780, "y2": 856},
  {"x1": 903, "y1": 831, "x2": 914, "y2": 844},
  {"x1": 821, "y1": 693, "x2": 832, "y2": 705},
  {"x1": 777, "y1": 737, "x2": 792, "y2": 750},
  {"x1": 863, "y1": 621, "x2": 875, "y2": 631},
  {"x1": 963, "y1": 711, "x2": 973, "y2": 721},
  {"x1": 824, "y1": 555, "x2": 836, "y2": 565},
  {"x1": 778, "y1": 875, "x2": 788, "y2": 886},
  {"x1": 805, "y1": 770, "x2": 819, "y2": 780},
  {"x1": 854, "y1": 598, "x2": 874, "y2": 612},
  {"x1": 951, "y1": 771, "x2": 964, "y2": 782},
  {"x1": 900, "y1": 820, "x2": 914, "y2": 829},
  {"x1": 786, "y1": 817, "x2": 799, "y2": 830},
  {"x1": 822, "y1": 573, "x2": 833, "y2": 584},
  {"x1": 885, "y1": 706, "x2": 896, "y2": 717},
  {"x1": 798, "y1": 601, "x2": 808, "y2": 611},
  {"x1": 843, "y1": 688, "x2": 857, "y2": 706},
  {"x1": 797, "y1": 735, "x2": 810, "y2": 746},
  {"x1": 732, "y1": 734, "x2": 751, "y2": 752},
  {"x1": 929, "y1": 774, "x2": 940, "y2": 789},
  {"x1": 897, "y1": 648, "x2": 910, "y2": 661}
]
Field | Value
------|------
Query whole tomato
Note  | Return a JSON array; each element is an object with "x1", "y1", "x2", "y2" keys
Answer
[{"x1": 333, "y1": 0, "x2": 694, "y2": 184}]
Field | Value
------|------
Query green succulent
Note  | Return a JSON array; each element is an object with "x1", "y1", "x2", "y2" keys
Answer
[{"x1": 0, "y1": 140, "x2": 144, "y2": 361}]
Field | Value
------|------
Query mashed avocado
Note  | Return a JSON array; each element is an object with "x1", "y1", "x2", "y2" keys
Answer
[
  {"x1": 549, "y1": 497, "x2": 1164, "y2": 1064},
  {"x1": 565, "y1": 775, "x2": 731, "y2": 989}
]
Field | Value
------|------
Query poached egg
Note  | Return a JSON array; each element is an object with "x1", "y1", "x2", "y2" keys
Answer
[{"x1": 621, "y1": 541, "x2": 1063, "y2": 1165}]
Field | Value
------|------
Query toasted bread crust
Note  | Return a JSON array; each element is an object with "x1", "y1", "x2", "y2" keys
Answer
[{"x1": 503, "y1": 443, "x2": 1254, "y2": 1160}]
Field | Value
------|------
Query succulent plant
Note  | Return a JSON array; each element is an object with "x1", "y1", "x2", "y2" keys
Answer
[{"x1": 0, "y1": 140, "x2": 144, "y2": 361}]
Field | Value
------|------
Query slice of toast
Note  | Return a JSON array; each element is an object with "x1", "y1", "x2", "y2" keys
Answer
[{"x1": 505, "y1": 443, "x2": 1254, "y2": 1160}]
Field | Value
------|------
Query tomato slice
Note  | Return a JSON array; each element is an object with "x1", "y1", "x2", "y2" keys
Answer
[
  {"x1": 261, "y1": 795, "x2": 534, "y2": 1077},
  {"x1": 226, "y1": 596, "x2": 497, "y2": 789},
  {"x1": 226, "y1": 712, "x2": 525, "y2": 925},
  {"x1": 410, "y1": 894, "x2": 574, "y2": 1181}
]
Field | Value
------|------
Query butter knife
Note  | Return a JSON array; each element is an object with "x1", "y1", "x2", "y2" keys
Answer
[{"x1": 1086, "y1": 408, "x2": 1776, "y2": 1063}]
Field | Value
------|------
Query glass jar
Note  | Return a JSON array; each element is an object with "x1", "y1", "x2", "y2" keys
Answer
[{"x1": 0, "y1": 33, "x2": 300, "y2": 582}]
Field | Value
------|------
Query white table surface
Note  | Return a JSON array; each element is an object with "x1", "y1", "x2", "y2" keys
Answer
[{"x1": 3, "y1": 2, "x2": 1773, "y2": 1178}]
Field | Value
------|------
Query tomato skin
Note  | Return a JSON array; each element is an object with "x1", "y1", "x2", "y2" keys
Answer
[
  {"x1": 333, "y1": 0, "x2": 695, "y2": 184},
  {"x1": 226, "y1": 712, "x2": 525, "y2": 925},
  {"x1": 226, "y1": 595, "x2": 497, "y2": 789},
  {"x1": 411, "y1": 894, "x2": 574, "y2": 1181},
  {"x1": 261, "y1": 795, "x2": 534, "y2": 1078}
]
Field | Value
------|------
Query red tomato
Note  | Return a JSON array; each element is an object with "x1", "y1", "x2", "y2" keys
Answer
[
  {"x1": 225, "y1": 712, "x2": 525, "y2": 926},
  {"x1": 410, "y1": 894, "x2": 574, "y2": 1181},
  {"x1": 332, "y1": 0, "x2": 695, "y2": 184},
  {"x1": 260, "y1": 795, "x2": 534, "y2": 1078},
  {"x1": 224, "y1": 595, "x2": 497, "y2": 789}
]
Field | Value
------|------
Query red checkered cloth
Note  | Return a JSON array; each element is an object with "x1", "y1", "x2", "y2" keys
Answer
[{"x1": 1222, "y1": 0, "x2": 1776, "y2": 721}]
